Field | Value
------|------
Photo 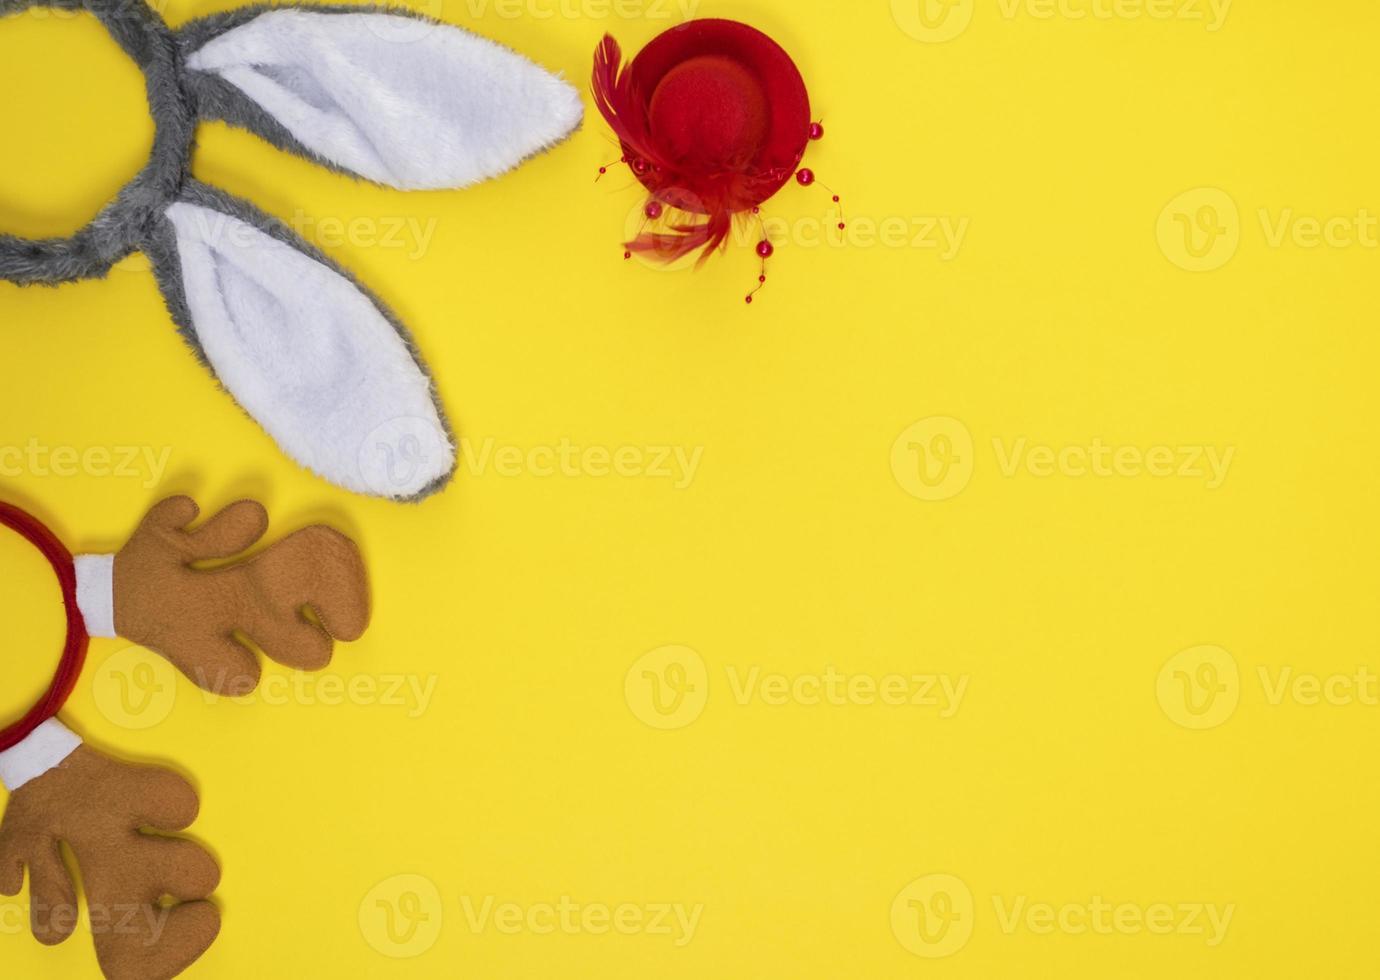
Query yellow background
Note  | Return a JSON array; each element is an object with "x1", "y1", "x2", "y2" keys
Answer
[{"x1": 2, "y1": 0, "x2": 1379, "y2": 976}]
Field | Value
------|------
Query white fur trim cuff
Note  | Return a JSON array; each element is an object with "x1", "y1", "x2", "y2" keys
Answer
[
  {"x1": 75, "y1": 553, "x2": 118, "y2": 638},
  {"x1": 0, "y1": 719, "x2": 82, "y2": 792}
]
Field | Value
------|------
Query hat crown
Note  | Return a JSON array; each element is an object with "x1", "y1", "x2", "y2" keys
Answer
[{"x1": 648, "y1": 55, "x2": 769, "y2": 170}]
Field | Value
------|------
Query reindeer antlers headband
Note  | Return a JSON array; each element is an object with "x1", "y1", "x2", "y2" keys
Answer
[
  {"x1": 1, "y1": 496, "x2": 371, "y2": 979},
  {"x1": 0, "y1": 0, "x2": 583, "y2": 500}
]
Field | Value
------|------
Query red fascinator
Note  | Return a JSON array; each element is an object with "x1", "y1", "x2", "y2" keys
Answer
[{"x1": 593, "y1": 19, "x2": 840, "y2": 302}]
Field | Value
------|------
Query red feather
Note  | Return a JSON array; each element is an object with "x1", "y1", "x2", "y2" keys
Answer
[
  {"x1": 593, "y1": 34, "x2": 731, "y2": 264},
  {"x1": 627, "y1": 211, "x2": 734, "y2": 265},
  {"x1": 592, "y1": 35, "x2": 663, "y2": 172}
]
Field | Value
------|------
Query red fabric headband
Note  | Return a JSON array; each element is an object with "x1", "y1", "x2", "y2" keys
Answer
[{"x1": 0, "y1": 503, "x2": 89, "y2": 752}]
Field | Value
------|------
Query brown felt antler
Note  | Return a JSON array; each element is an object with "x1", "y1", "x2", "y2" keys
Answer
[
  {"x1": 103, "y1": 496, "x2": 371, "y2": 695},
  {"x1": 0, "y1": 744, "x2": 220, "y2": 980}
]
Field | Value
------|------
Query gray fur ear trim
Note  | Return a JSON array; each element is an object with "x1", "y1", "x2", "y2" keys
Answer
[
  {"x1": 0, "y1": 0, "x2": 192, "y2": 285},
  {"x1": 143, "y1": 181, "x2": 457, "y2": 501},
  {"x1": 176, "y1": 4, "x2": 583, "y2": 190}
]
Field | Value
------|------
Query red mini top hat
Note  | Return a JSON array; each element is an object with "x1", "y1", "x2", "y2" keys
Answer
[{"x1": 594, "y1": 19, "x2": 838, "y2": 302}]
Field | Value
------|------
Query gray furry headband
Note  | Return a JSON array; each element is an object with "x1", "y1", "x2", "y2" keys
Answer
[{"x1": 0, "y1": 0, "x2": 583, "y2": 500}]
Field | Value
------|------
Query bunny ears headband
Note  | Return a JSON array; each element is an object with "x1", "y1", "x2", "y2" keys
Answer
[{"x1": 0, "y1": 0, "x2": 583, "y2": 501}]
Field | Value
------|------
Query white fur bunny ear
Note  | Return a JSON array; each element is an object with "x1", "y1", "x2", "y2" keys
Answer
[
  {"x1": 144, "y1": 182, "x2": 456, "y2": 501},
  {"x1": 179, "y1": 6, "x2": 583, "y2": 190}
]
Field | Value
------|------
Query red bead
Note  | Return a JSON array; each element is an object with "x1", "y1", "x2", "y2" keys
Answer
[
  {"x1": 839, "y1": 223, "x2": 846, "y2": 230},
  {"x1": 796, "y1": 169, "x2": 815, "y2": 186},
  {"x1": 759, "y1": 275, "x2": 767, "y2": 283},
  {"x1": 745, "y1": 296, "x2": 753, "y2": 304},
  {"x1": 632, "y1": 157, "x2": 651, "y2": 176},
  {"x1": 598, "y1": 167, "x2": 607, "y2": 175},
  {"x1": 623, "y1": 251, "x2": 632, "y2": 260},
  {"x1": 832, "y1": 195, "x2": 840, "y2": 203},
  {"x1": 756, "y1": 240, "x2": 774, "y2": 259},
  {"x1": 809, "y1": 122, "x2": 825, "y2": 141},
  {"x1": 645, "y1": 201, "x2": 664, "y2": 219}
]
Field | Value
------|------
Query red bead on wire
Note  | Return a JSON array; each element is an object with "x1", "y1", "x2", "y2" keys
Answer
[
  {"x1": 595, "y1": 156, "x2": 633, "y2": 183},
  {"x1": 797, "y1": 168, "x2": 847, "y2": 233},
  {"x1": 746, "y1": 238, "x2": 774, "y2": 305}
]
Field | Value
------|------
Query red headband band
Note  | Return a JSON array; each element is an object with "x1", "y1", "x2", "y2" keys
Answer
[{"x1": 0, "y1": 503, "x2": 89, "y2": 752}]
